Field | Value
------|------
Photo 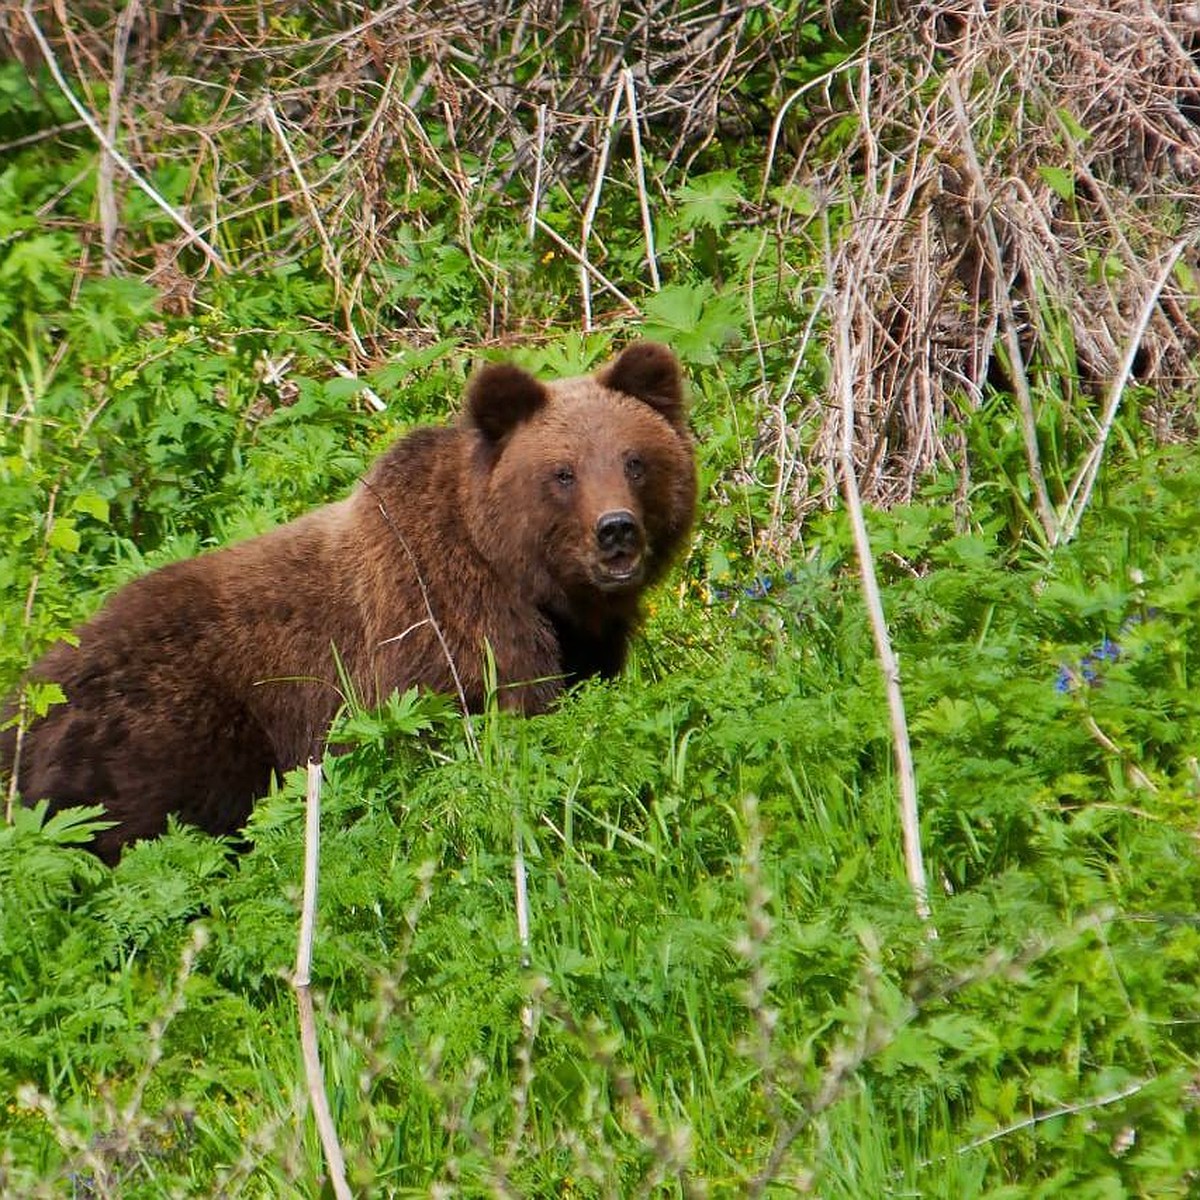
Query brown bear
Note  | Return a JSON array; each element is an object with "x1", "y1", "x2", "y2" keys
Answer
[{"x1": 0, "y1": 341, "x2": 696, "y2": 863}]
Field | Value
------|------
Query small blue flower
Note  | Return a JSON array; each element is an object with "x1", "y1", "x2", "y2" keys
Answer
[
  {"x1": 708, "y1": 571, "x2": 793, "y2": 607},
  {"x1": 742, "y1": 576, "x2": 773, "y2": 599},
  {"x1": 1057, "y1": 632, "x2": 1129, "y2": 692}
]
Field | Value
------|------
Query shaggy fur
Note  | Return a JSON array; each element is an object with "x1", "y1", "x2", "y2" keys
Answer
[{"x1": 1, "y1": 342, "x2": 696, "y2": 861}]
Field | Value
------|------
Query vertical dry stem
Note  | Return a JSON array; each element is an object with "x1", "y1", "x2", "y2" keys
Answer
[
  {"x1": 621, "y1": 67, "x2": 661, "y2": 291},
  {"x1": 579, "y1": 74, "x2": 625, "y2": 330},
  {"x1": 262, "y1": 97, "x2": 366, "y2": 357},
  {"x1": 948, "y1": 76, "x2": 1058, "y2": 545},
  {"x1": 1057, "y1": 236, "x2": 1192, "y2": 545},
  {"x1": 98, "y1": 0, "x2": 139, "y2": 271},
  {"x1": 833, "y1": 284, "x2": 934, "y2": 930},
  {"x1": 293, "y1": 761, "x2": 353, "y2": 1200},
  {"x1": 527, "y1": 103, "x2": 548, "y2": 241},
  {"x1": 22, "y1": 1, "x2": 228, "y2": 272}
]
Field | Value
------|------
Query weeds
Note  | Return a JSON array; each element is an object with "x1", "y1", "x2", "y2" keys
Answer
[
  {"x1": 4, "y1": 470, "x2": 1200, "y2": 1193},
  {"x1": 2, "y1": 2, "x2": 1200, "y2": 1196}
]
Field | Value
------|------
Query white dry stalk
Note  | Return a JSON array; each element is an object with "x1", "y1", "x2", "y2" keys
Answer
[
  {"x1": 513, "y1": 818, "x2": 535, "y2": 1040},
  {"x1": 4, "y1": 694, "x2": 26, "y2": 824},
  {"x1": 99, "y1": 0, "x2": 139, "y2": 271},
  {"x1": 956, "y1": 1077, "x2": 1148, "y2": 1155},
  {"x1": 261, "y1": 97, "x2": 367, "y2": 359},
  {"x1": 948, "y1": 75, "x2": 1059, "y2": 545},
  {"x1": 766, "y1": 290, "x2": 828, "y2": 541},
  {"x1": 1057, "y1": 235, "x2": 1192, "y2": 545},
  {"x1": 22, "y1": 1, "x2": 229, "y2": 273},
  {"x1": 579, "y1": 73, "x2": 625, "y2": 329},
  {"x1": 1083, "y1": 715, "x2": 1158, "y2": 793},
  {"x1": 533, "y1": 216, "x2": 640, "y2": 314},
  {"x1": 833, "y1": 282, "x2": 934, "y2": 930},
  {"x1": 331, "y1": 361, "x2": 386, "y2": 412},
  {"x1": 527, "y1": 103, "x2": 547, "y2": 242},
  {"x1": 292, "y1": 760, "x2": 353, "y2": 1200},
  {"x1": 621, "y1": 67, "x2": 661, "y2": 291}
]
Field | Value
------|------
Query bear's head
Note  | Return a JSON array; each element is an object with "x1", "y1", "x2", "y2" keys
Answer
[{"x1": 464, "y1": 342, "x2": 696, "y2": 616}]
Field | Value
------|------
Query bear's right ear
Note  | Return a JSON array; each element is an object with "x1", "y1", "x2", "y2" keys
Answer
[
  {"x1": 465, "y1": 363, "x2": 549, "y2": 444},
  {"x1": 598, "y1": 341, "x2": 686, "y2": 428}
]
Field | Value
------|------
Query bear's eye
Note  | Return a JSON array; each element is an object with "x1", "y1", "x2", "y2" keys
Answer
[
  {"x1": 624, "y1": 455, "x2": 646, "y2": 483},
  {"x1": 553, "y1": 465, "x2": 576, "y2": 488}
]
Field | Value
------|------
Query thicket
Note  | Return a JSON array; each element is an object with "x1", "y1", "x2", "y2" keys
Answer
[{"x1": 2, "y1": 2, "x2": 1200, "y2": 1196}]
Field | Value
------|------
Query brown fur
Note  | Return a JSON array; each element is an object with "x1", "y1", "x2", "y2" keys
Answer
[{"x1": 0, "y1": 342, "x2": 696, "y2": 862}]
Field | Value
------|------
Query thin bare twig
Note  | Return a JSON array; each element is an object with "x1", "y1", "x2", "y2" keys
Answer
[
  {"x1": 98, "y1": 0, "x2": 139, "y2": 271},
  {"x1": 949, "y1": 75, "x2": 1059, "y2": 545},
  {"x1": 579, "y1": 73, "x2": 625, "y2": 330},
  {"x1": 533, "y1": 216, "x2": 640, "y2": 314},
  {"x1": 22, "y1": 0, "x2": 229, "y2": 273},
  {"x1": 958, "y1": 1078, "x2": 1149, "y2": 1155},
  {"x1": 1057, "y1": 235, "x2": 1192, "y2": 544},
  {"x1": 622, "y1": 67, "x2": 661, "y2": 291},
  {"x1": 261, "y1": 96, "x2": 366, "y2": 357},
  {"x1": 527, "y1": 102, "x2": 548, "y2": 242},
  {"x1": 833, "y1": 280, "x2": 933, "y2": 928},
  {"x1": 293, "y1": 761, "x2": 353, "y2": 1200}
]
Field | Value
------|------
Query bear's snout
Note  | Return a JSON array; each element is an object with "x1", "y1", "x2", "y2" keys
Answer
[
  {"x1": 596, "y1": 509, "x2": 641, "y2": 555},
  {"x1": 593, "y1": 509, "x2": 646, "y2": 590}
]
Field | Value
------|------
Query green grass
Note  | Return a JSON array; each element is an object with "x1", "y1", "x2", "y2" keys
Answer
[
  {"x1": 4, "y1": 455, "x2": 1200, "y2": 1195},
  {"x1": 2, "y1": 12, "x2": 1200, "y2": 1195}
]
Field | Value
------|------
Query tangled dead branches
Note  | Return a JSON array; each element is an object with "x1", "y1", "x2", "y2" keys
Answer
[
  {"x1": 4, "y1": 2, "x2": 1199, "y2": 538},
  {"x1": 2, "y1": 2, "x2": 798, "y2": 264},
  {"x1": 769, "y1": 0, "x2": 1200, "y2": 534}
]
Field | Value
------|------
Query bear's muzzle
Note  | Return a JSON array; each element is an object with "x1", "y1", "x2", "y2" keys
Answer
[{"x1": 592, "y1": 509, "x2": 646, "y2": 590}]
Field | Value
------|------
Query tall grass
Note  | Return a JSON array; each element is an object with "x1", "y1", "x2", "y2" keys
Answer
[{"x1": 1, "y1": 3, "x2": 1199, "y2": 1195}]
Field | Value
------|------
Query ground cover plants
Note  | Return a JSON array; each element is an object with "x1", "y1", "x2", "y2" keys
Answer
[{"x1": 2, "y1": 2, "x2": 1200, "y2": 1196}]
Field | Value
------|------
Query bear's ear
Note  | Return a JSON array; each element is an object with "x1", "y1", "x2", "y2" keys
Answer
[
  {"x1": 598, "y1": 341, "x2": 685, "y2": 426},
  {"x1": 466, "y1": 362, "x2": 549, "y2": 444}
]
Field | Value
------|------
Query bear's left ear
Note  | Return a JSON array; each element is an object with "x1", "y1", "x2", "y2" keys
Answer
[
  {"x1": 466, "y1": 362, "x2": 549, "y2": 444},
  {"x1": 598, "y1": 341, "x2": 686, "y2": 427}
]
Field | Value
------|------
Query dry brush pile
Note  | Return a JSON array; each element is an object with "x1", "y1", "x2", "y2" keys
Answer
[
  {"x1": 774, "y1": 0, "x2": 1200, "y2": 538},
  {"x1": 4, "y1": 1, "x2": 1200, "y2": 537},
  {"x1": 1, "y1": 1, "x2": 801, "y2": 334}
]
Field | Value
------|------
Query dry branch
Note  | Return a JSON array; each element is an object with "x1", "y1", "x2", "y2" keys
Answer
[
  {"x1": 8, "y1": 0, "x2": 786, "y2": 331},
  {"x1": 293, "y1": 761, "x2": 353, "y2": 1200},
  {"x1": 833, "y1": 280, "x2": 933, "y2": 929},
  {"x1": 1058, "y1": 235, "x2": 1194, "y2": 544},
  {"x1": 21, "y1": 0, "x2": 229, "y2": 274},
  {"x1": 763, "y1": 0, "x2": 1200, "y2": 537},
  {"x1": 9, "y1": 0, "x2": 1200, "y2": 522}
]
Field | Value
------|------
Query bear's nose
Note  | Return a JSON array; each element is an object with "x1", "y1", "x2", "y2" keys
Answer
[{"x1": 596, "y1": 510, "x2": 640, "y2": 555}]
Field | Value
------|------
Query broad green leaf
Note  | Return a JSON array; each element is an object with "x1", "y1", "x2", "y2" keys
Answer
[
  {"x1": 46, "y1": 517, "x2": 80, "y2": 553},
  {"x1": 1038, "y1": 164, "x2": 1075, "y2": 200},
  {"x1": 70, "y1": 491, "x2": 110, "y2": 524},
  {"x1": 676, "y1": 171, "x2": 743, "y2": 231}
]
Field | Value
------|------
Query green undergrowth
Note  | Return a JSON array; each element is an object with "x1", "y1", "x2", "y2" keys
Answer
[
  {"x1": 3, "y1": 21, "x2": 1200, "y2": 1196},
  {"x1": 3, "y1": 447, "x2": 1200, "y2": 1196}
]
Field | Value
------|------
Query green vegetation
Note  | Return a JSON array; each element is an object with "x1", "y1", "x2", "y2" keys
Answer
[{"x1": 2, "y1": 3, "x2": 1200, "y2": 1196}]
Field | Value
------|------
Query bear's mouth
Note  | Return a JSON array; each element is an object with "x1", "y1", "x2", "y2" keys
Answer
[{"x1": 592, "y1": 554, "x2": 645, "y2": 592}]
